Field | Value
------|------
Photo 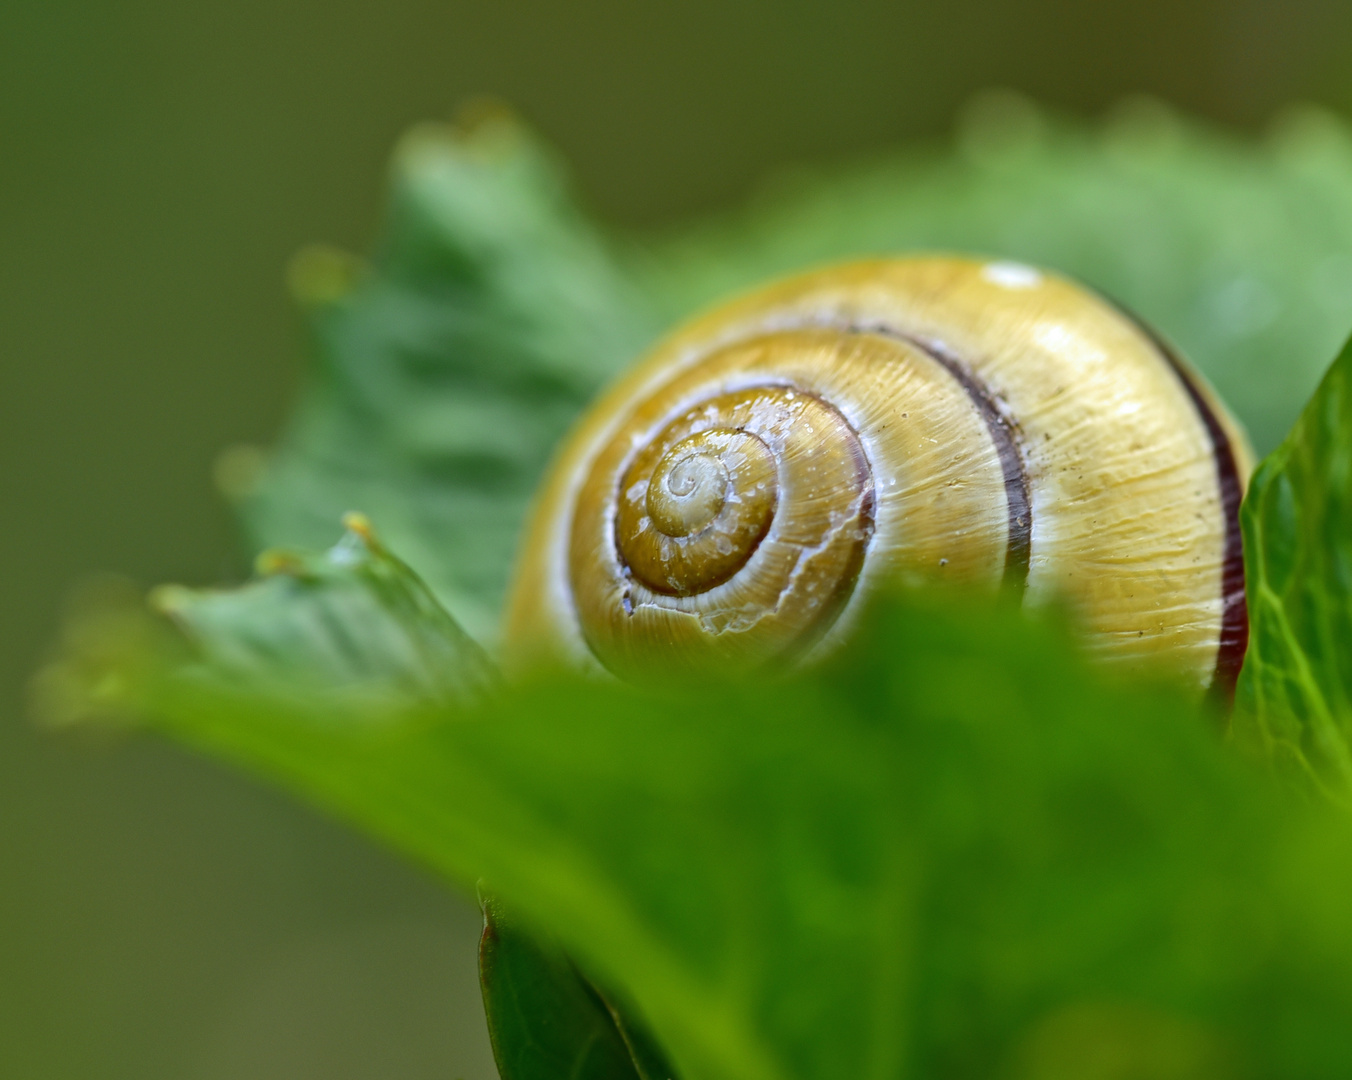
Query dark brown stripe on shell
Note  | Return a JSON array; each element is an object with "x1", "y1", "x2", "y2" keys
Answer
[
  {"x1": 852, "y1": 324, "x2": 1033, "y2": 592},
  {"x1": 1117, "y1": 315, "x2": 1249, "y2": 705}
]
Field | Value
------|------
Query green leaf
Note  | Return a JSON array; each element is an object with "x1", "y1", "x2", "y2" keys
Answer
[
  {"x1": 479, "y1": 893, "x2": 645, "y2": 1080},
  {"x1": 47, "y1": 590, "x2": 1352, "y2": 1079},
  {"x1": 236, "y1": 111, "x2": 663, "y2": 641},
  {"x1": 40, "y1": 514, "x2": 494, "y2": 723},
  {"x1": 236, "y1": 100, "x2": 1352, "y2": 643},
  {"x1": 1236, "y1": 335, "x2": 1352, "y2": 799},
  {"x1": 638, "y1": 98, "x2": 1352, "y2": 460}
]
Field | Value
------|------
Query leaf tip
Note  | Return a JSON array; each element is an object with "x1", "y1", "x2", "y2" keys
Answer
[{"x1": 340, "y1": 511, "x2": 378, "y2": 546}]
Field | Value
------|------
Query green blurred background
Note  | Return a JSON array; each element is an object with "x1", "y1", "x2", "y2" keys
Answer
[{"x1": 4, "y1": 2, "x2": 1352, "y2": 1076}]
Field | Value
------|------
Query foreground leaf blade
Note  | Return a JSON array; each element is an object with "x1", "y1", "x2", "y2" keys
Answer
[{"x1": 50, "y1": 593, "x2": 1352, "y2": 1080}]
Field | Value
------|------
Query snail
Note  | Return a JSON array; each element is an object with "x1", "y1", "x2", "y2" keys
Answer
[{"x1": 502, "y1": 257, "x2": 1252, "y2": 695}]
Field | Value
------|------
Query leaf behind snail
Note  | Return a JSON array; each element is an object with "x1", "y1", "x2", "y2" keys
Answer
[{"x1": 235, "y1": 103, "x2": 1352, "y2": 643}]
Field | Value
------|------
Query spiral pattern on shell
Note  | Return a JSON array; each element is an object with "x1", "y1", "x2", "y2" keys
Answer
[{"x1": 505, "y1": 258, "x2": 1253, "y2": 693}]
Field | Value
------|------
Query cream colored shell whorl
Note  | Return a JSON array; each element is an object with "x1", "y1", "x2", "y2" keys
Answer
[{"x1": 504, "y1": 258, "x2": 1252, "y2": 693}]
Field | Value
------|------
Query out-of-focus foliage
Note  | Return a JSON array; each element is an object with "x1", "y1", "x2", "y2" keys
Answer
[
  {"x1": 1237, "y1": 334, "x2": 1352, "y2": 800},
  {"x1": 40, "y1": 589, "x2": 1352, "y2": 1080},
  {"x1": 160, "y1": 512, "x2": 494, "y2": 710},
  {"x1": 640, "y1": 95, "x2": 1352, "y2": 458},
  {"x1": 243, "y1": 113, "x2": 662, "y2": 642},
  {"x1": 236, "y1": 99, "x2": 1352, "y2": 639},
  {"x1": 37, "y1": 516, "x2": 493, "y2": 728}
]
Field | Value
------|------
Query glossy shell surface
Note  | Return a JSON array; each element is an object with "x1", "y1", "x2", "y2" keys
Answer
[{"x1": 504, "y1": 257, "x2": 1252, "y2": 690}]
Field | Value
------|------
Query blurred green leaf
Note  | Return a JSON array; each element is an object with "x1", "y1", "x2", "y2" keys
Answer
[
  {"x1": 47, "y1": 590, "x2": 1352, "y2": 1079},
  {"x1": 147, "y1": 514, "x2": 492, "y2": 714},
  {"x1": 479, "y1": 893, "x2": 645, "y2": 1080},
  {"x1": 240, "y1": 99, "x2": 1352, "y2": 640},
  {"x1": 238, "y1": 111, "x2": 663, "y2": 641},
  {"x1": 1236, "y1": 336, "x2": 1352, "y2": 800},
  {"x1": 638, "y1": 97, "x2": 1352, "y2": 459}
]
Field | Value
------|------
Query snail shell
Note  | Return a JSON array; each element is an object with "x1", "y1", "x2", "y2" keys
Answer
[{"x1": 503, "y1": 258, "x2": 1252, "y2": 693}]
